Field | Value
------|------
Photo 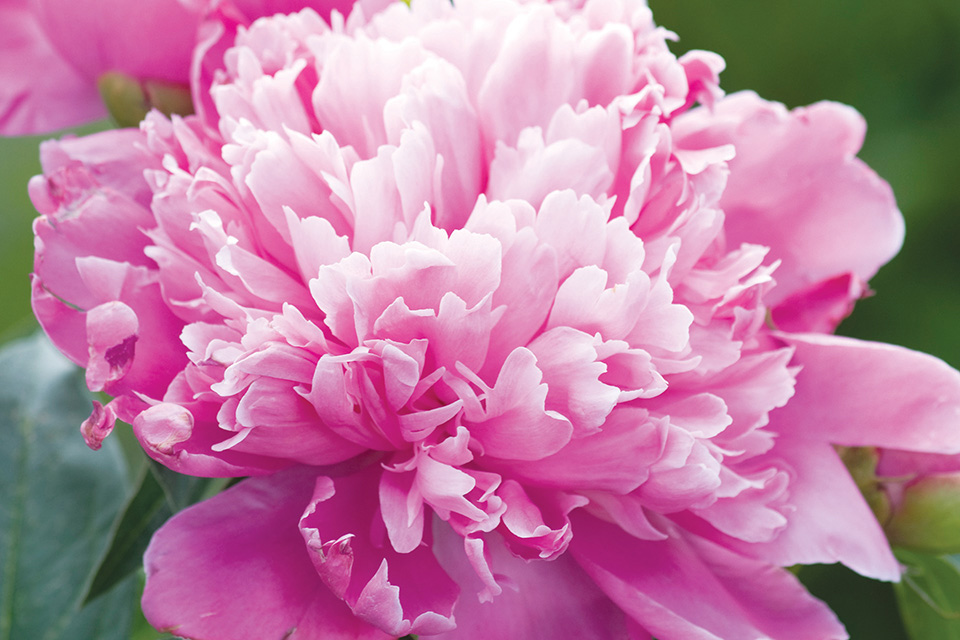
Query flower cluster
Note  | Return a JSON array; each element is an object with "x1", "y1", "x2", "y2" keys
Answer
[{"x1": 26, "y1": 0, "x2": 960, "y2": 638}]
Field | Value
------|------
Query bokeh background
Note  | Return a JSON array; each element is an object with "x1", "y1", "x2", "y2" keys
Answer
[{"x1": 0, "y1": 0, "x2": 958, "y2": 637}]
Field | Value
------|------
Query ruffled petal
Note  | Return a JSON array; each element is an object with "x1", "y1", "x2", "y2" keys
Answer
[
  {"x1": 674, "y1": 91, "x2": 903, "y2": 322},
  {"x1": 431, "y1": 524, "x2": 636, "y2": 640},
  {"x1": 681, "y1": 435, "x2": 900, "y2": 581},
  {"x1": 299, "y1": 469, "x2": 459, "y2": 637}
]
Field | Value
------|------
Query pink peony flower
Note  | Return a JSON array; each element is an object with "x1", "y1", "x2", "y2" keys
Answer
[
  {"x1": 0, "y1": 0, "x2": 385, "y2": 134},
  {"x1": 28, "y1": 0, "x2": 960, "y2": 637}
]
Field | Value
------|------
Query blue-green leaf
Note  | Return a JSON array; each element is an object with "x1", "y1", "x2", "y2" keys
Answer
[
  {"x1": 84, "y1": 460, "x2": 227, "y2": 604},
  {"x1": 0, "y1": 334, "x2": 135, "y2": 640}
]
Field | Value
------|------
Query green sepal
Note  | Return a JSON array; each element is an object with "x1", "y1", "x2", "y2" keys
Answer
[{"x1": 894, "y1": 549, "x2": 960, "y2": 639}]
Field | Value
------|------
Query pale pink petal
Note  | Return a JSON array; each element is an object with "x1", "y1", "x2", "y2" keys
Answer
[
  {"x1": 383, "y1": 57, "x2": 483, "y2": 231},
  {"x1": 314, "y1": 35, "x2": 431, "y2": 160},
  {"x1": 484, "y1": 407, "x2": 658, "y2": 494},
  {"x1": 527, "y1": 327, "x2": 620, "y2": 434},
  {"x1": 773, "y1": 333, "x2": 960, "y2": 453},
  {"x1": 461, "y1": 348, "x2": 574, "y2": 461},
  {"x1": 674, "y1": 91, "x2": 903, "y2": 313},
  {"x1": 477, "y1": 6, "x2": 576, "y2": 150}
]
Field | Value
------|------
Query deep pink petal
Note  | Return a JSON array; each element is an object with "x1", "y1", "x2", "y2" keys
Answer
[
  {"x1": 143, "y1": 467, "x2": 392, "y2": 640},
  {"x1": 877, "y1": 449, "x2": 960, "y2": 478},
  {"x1": 79, "y1": 400, "x2": 117, "y2": 450},
  {"x1": 0, "y1": 0, "x2": 104, "y2": 134},
  {"x1": 771, "y1": 273, "x2": 866, "y2": 333},
  {"x1": 133, "y1": 401, "x2": 294, "y2": 477},
  {"x1": 570, "y1": 512, "x2": 848, "y2": 640},
  {"x1": 431, "y1": 525, "x2": 636, "y2": 640},
  {"x1": 299, "y1": 469, "x2": 459, "y2": 636},
  {"x1": 679, "y1": 435, "x2": 900, "y2": 581},
  {"x1": 31, "y1": 0, "x2": 199, "y2": 83}
]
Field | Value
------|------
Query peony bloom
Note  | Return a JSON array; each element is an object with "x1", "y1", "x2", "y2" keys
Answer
[
  {"x1": 0, "y1": 0, "x2": 385, "y2": 134},
  {"x1": 29, "y1": 0, "x2": 960, "y2": 638}
]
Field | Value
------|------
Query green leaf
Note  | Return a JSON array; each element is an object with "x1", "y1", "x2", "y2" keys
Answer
[
  {"x1": 894, "y1": 549, "x2": 960, "y2": 639},
  {"x1": 83, "y1": 465, "x2": 171, "y2": 604},
  {"x1": 84, "y1": 459, "x2": 229, "y2": 604},
  {"x1": 798, "y1": 563, "x2": 909, "y2": 639},
  {"x1": 0, "y1": 333, "x2": 135, "y2": 640},
  {"x1": 150, "y1": 459, "x2": 227, "y2": 513}
]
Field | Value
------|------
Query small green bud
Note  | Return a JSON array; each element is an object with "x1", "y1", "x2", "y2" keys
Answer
[
  {"x1": 98, "y1": 71, "x2": 148, "y2": 127},
  {"x1": 143, "y1": 80, "x2": 195, "y2": 120},
  {"x1": 885, "y1": 475, "x2": 960, "y2": 554},
  {"x1": 98, "y1": 71, "x2": 193, "y2": 128}
]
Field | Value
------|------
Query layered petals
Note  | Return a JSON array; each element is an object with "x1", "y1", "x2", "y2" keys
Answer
[
  {"x1": 674, "y1": 92, "x2": 904, "y2": 328},
  {"x1": 300, "y1": 471, "x2": 458, "y2": 636}
]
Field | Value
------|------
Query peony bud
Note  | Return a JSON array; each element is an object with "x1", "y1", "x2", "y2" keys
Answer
[
  {"x1": 885, "y1": 474, "x2": 960, "y2": 554},
  {"x1": 842, "y1": 445, "x2": 960, "y2": 554}
]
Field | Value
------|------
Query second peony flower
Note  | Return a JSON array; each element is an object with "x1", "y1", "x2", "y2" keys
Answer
[{"x1": 29, "y1": 0, "x2": 960, "y2": 638}]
